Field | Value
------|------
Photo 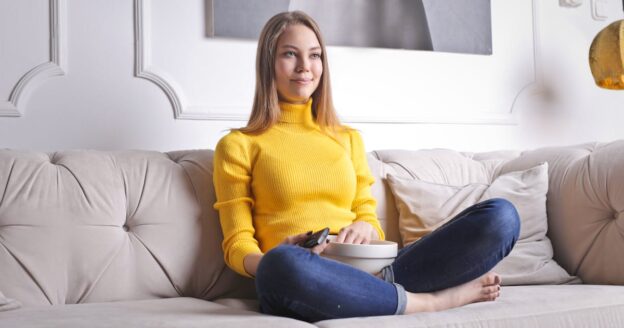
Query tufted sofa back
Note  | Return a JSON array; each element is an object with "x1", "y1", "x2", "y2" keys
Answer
[
  {"x1": 366, "y1": 148, "x2": 520, "y2": 248},
  {"x1": 367, "y1": 141, "x2": 624, "y2": 285},
  {"x1": 496, "y1": 141, "x2": 624, "y2": 285},
  {"x1": 0, "y1": 150, "x2": 254, "y2": 306},
  {"x1": 1, "y1": 141, "x2": 623, "y2": 306}
]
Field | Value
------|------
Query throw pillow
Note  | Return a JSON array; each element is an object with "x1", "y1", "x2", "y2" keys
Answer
[{"x1": 387, "y1": 163, "x2": 579, "y2": 285}]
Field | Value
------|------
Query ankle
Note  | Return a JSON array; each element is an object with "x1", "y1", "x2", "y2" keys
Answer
[
  {"x1": 405, "y1": 292, "x2": 437, "y2": 313},
  {"x1": 429, "y1": 291, "x2": 447, "y2": 312}
]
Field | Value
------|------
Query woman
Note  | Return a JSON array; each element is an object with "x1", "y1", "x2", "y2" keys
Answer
[{"x1": 213, "y1": 11, "x2": 520, "y2": 322}]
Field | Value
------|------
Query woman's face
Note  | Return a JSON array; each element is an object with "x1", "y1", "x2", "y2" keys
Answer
[{"x1": 274, "y1": 24, "x2": 323, "y2": 104}]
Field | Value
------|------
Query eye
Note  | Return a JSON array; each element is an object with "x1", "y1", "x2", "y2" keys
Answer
[
  {"x1": 311, "y1": 53, "x2": 322, "y2": 59},
  {"x1": 284, "y1": 51, "x2": 296, "y2": 57}
]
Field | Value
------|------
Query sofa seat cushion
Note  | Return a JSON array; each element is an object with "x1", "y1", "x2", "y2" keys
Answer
[
  {"x1": 315, "y1": 285, "x2": 624, "y2": 328},
  {"x1": 0, "y1": 291, "x2": 21, "y2": 312},
  {"x1": 0, "y1": 297, "x2": 314, "y2": 328}
]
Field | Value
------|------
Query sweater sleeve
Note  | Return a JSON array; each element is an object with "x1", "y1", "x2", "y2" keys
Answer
[
  {"x1": 213, "y1": 132, "x2": 262, "y2": 278},
  {"x1": 349, "y1": 130, "x2": 386, "y2": 241}
]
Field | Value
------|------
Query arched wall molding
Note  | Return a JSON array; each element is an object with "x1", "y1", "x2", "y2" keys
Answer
[
  {"x1": 0, "y1": 0, "x2": 67, "y2": 117},
  {"x1": 134, "y1": 0, "x2": 185, "y2": 119},
  {"x1": 134, "y1": 0, "x2": 538, "y2": 125}
]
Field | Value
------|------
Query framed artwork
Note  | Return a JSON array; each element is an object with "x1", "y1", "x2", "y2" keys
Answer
[{"x1": 206, "y1": 0, "x2": 492, "y2": 55}]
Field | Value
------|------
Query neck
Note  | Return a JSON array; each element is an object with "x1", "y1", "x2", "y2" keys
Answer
[{"x1": 278, "y1": 98, "x2": 316, "y2": 127}]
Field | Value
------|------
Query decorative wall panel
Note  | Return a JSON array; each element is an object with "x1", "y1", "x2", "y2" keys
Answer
[
  {"x1": 0, "y1": 0, "x2": 66, "y2": 117},
  {"x1": 136, "y1": 0, "x2": 536, "y2": 124}
]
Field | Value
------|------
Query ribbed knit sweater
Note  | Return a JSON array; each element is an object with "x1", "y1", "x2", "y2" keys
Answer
[{"x1": 213, "y1": 99, "x2": 385, "y2": 278}]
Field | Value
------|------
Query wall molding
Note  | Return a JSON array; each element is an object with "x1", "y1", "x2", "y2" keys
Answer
[
  {"x1": 0, "y1": 0, "x2": 67, "y2": 117},
  {"x1": 134, "y1": 0, "x2": 536, "y2": 125},
  {"x1": 134, "y1": 0, "x2": 185, "y2": 119}
]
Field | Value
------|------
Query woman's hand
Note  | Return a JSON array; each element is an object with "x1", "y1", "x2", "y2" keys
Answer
[
  {"x1": 281, "y1": 231, "x2": 331, "y2": 255},
  {"x1": 335, "y1": 221, "x2": 378, "y2": 244}
]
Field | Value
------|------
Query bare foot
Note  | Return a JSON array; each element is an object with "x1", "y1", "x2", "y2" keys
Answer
[{"x1": 405, "y1": 272, "x2": 502, "y2": 313}]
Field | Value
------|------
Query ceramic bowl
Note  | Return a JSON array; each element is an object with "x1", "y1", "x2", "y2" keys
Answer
[{"x1": 320, "y1": 235, "x2": 398, "y2": 274}]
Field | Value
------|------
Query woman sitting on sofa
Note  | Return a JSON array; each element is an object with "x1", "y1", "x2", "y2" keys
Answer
[{"x1": 213, "y1": 11, "x2": 521, "y2": 322}]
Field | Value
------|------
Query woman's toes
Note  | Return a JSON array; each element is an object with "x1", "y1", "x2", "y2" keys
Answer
[
  {"x1": 483, "y1": 285, "x2": 499, "y2": 294},
  {"x1": 482, "y1": 290, "x2": 499, "y2": 301},
  {"x1": 491, "y1": 290, "x2": 501, "y2": 300},
  {"x1": 481, "y1": 272, "x2": 502, "y2": 287},
  {"x1": 479, "y1": 283, "x2": 501, "y2": 302},
  {"x1": 481, "y1": 272, "x2": 499, "y2": 285}
]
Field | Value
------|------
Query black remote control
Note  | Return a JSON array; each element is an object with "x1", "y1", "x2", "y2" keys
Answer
[{"x1": 299, "y1": 227, "x2": 330, "y2": 248}]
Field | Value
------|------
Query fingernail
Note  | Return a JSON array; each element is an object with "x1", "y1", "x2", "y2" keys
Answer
[{"x1": 306, "y1": 231, "x2": 313, "y2": 235}]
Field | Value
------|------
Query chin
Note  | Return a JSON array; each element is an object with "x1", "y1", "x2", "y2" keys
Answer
[{"x1": 289, "y1": 93, "x2": 312, "y2": 102}]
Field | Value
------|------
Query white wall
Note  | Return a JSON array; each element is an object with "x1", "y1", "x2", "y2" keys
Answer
[
  {"x1": 516, "y1": 0, "x2": 624, "y2": 149},
  {"x1": 0, "y1": 0, "x2": 623, "y2": 153}
]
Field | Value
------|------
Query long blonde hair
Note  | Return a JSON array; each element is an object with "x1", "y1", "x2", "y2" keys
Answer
[{"x1": 237, "y1": 11, "x2": 345, "y2": 135}]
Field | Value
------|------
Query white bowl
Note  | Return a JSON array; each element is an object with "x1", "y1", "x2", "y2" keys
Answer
[{"x1": 321, "y1": 235, "x2": 398, "y2": 274}]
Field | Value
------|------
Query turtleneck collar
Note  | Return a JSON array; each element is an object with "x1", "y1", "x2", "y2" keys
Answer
[{"x1": 278, "y1": 98, "x2": 317, "y2": 127}]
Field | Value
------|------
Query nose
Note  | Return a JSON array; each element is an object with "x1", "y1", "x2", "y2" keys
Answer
[{"x1": 296, "y1": 57, "x2": 311, "y2": 72}]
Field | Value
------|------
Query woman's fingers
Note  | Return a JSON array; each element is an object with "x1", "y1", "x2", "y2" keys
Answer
[
  {"x1": 336, "y1": 228, "x2": 354, "y2": 243},
  {"x1": 353, "y1": 234, "x2": 368, "y2": 245},
  {"x1": 283, "y1": 231, "x2": 312, "y2": 245},
  {"x1": 335, "y1": 222, "x2": 376, "y2": 244},
  {"x1": 311, "y1": 239, "x2": 331, "y2": 254},
  {"x1": 335, "y1": 228, "x2": 347, "y2": 243},
  {"x1": 343, "y1": 230, "x2": 357, "y2": 244},
  {"x1": 336, "y1": 228, "x2": 368, "y2": 244}
]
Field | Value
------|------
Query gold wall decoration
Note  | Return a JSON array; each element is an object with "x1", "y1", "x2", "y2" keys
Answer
[{"x1": 589, "y1": 19, "x2": 624, "y2": 90}]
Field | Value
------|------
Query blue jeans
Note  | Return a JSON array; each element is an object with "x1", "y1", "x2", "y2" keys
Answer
[{"x1": 255, "y1": 198, "x2": 521, "y2": 322}]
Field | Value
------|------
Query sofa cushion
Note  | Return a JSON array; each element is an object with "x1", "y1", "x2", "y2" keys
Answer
[
  {"x1": 367, "y1": 149, "x2": 521, "y2": 248},
  {"x1": 0, "y1": 297, "x2": 314, "y2": 328},
  {"x1": 0, "y1": 291, "x2": 21, "y2": 312},
  {"x1": 386, "y1": 163, "x2": 577, "y2": 285},
  {"x1": 315, "y1": 285, "x2": 624, "y2": 328},
  {"x1": 497, "y1": 141, "x2": 624, "y2": 284},
  {"x1": 0, "y1": 150, "x2": 255, "y2": 306},
  {"x1": 370, "y1": 142, "x2": 624, "y2": 285}
]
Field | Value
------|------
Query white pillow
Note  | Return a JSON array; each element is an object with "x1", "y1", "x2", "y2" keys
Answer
[
  {"x1": 0, "y1": 291, "x2": 21, "y2": 312},
  {"x1": 387, "y1": 163, "x2": 580, "y2": 285}
]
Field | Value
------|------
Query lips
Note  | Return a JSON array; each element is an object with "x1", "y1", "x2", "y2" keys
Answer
[{"x1": 292, "y1": 78, "x2": 313, "y2": 85}]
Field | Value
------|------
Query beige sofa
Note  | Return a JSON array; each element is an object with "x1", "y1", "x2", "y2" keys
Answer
[{"x1": 0, "y1": 141, "x2": 623, "y2": 327}]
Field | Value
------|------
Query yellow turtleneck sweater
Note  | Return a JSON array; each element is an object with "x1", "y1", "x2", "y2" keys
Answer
[{"x1": 212, "y1": 99, "x2": 385, "y2": 278}]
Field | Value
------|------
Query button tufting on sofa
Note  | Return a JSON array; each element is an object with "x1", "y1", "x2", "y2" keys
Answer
[{"x1": 1, "y1": 145, "x2": 623, "y2": 327}]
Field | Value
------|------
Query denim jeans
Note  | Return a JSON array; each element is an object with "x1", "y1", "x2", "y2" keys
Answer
[{"x1": 255, "y1": 198, "x2": 521, "y2": 322}]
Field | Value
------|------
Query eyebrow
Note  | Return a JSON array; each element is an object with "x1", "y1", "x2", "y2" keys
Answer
[{"x1": 280, "y1": 44, "x2": 322, "y2": 51}]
